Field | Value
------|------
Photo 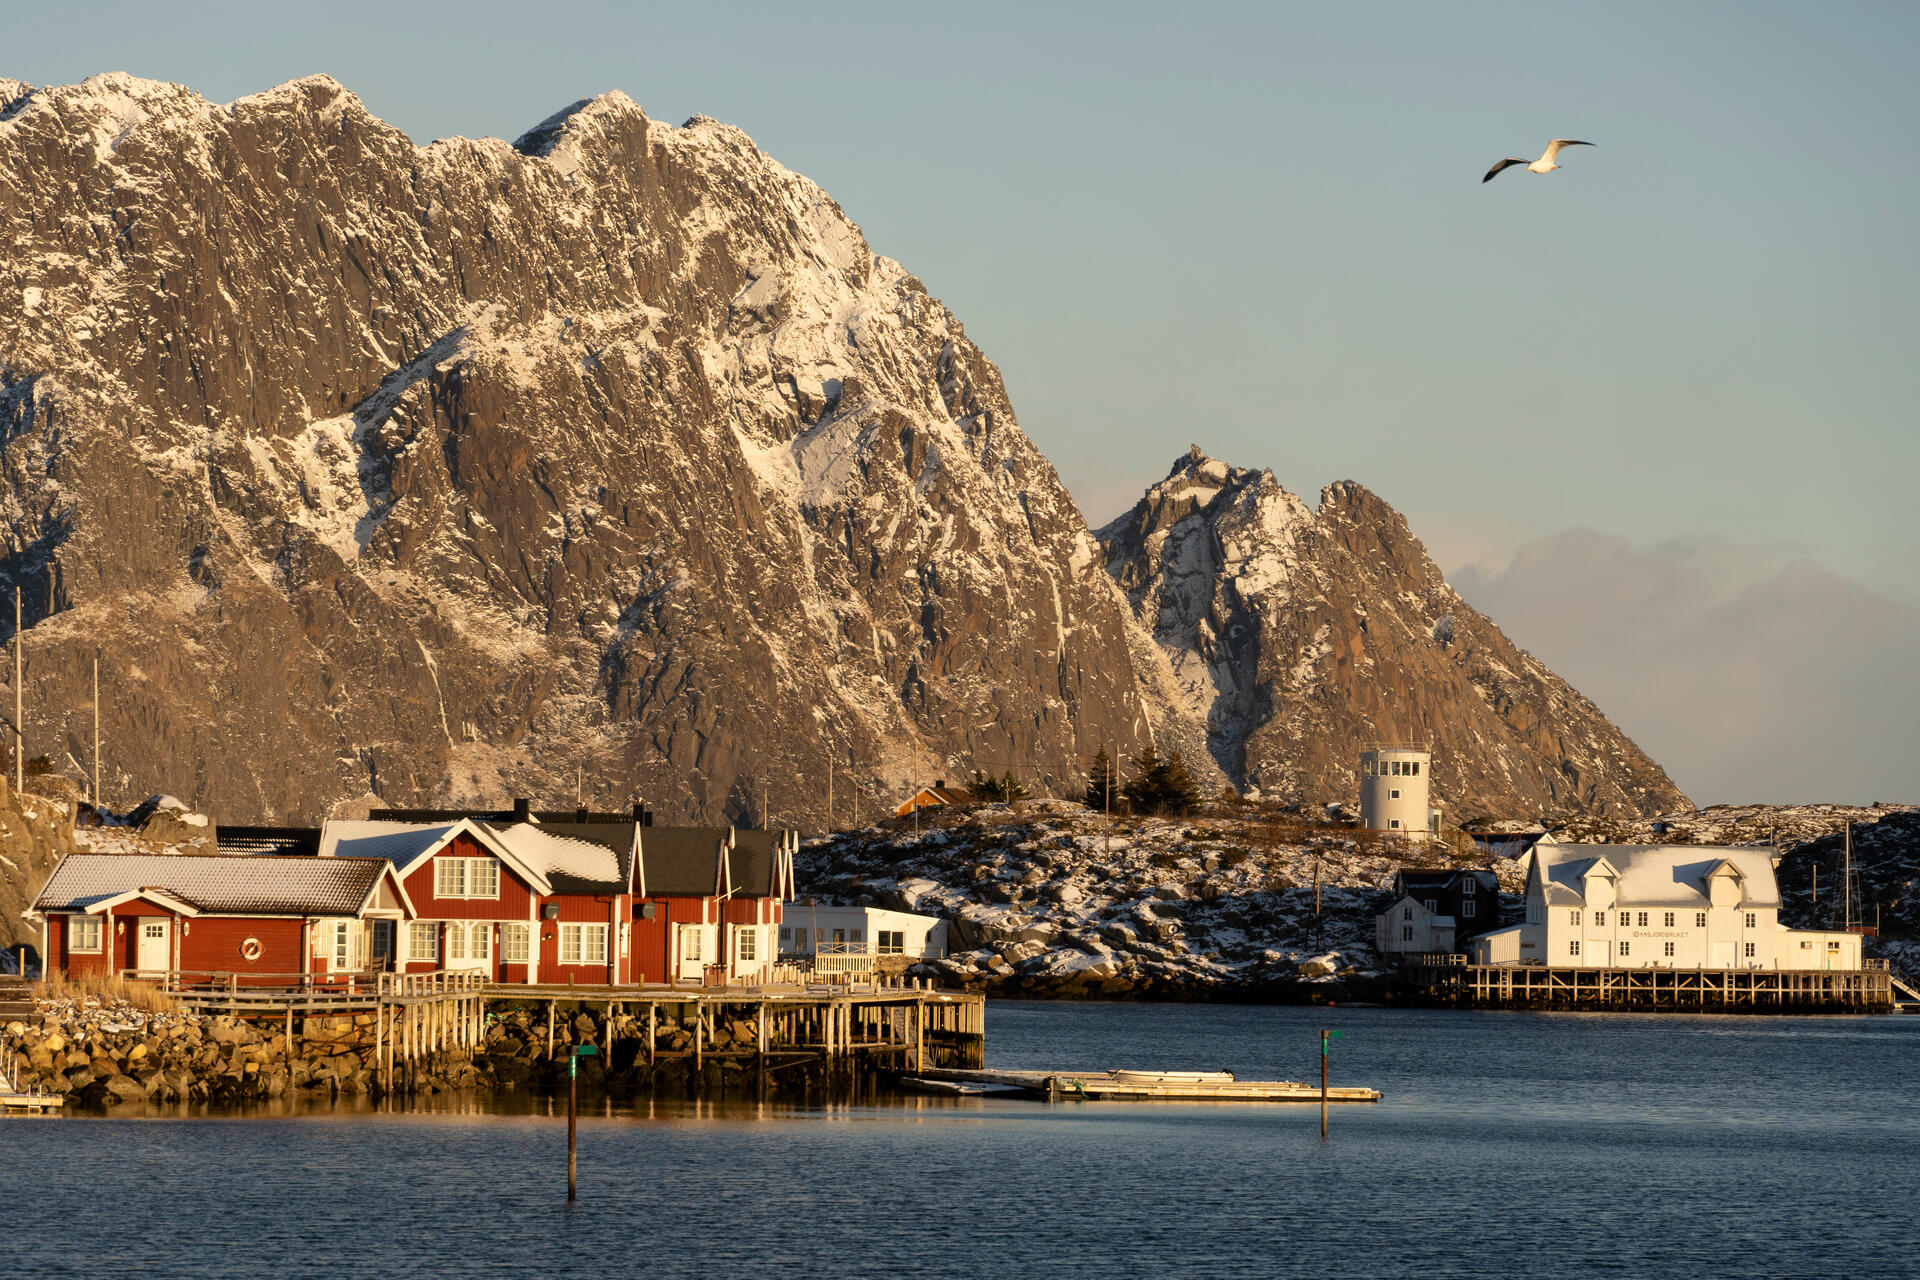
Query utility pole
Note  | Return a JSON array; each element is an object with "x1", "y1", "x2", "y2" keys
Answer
[
  {"x1": 12, "y1": 586, "x2": 20, "y2": 795},
  {"x1": 1843, "y1": 822, "x2": 1853, "y2": 933},
  {"x1": 92, "y1": 651, "x2": 100, "y2": 807},
  {"x1": 1104, "y1": 742, "x2": 1113, "y2": 857}
]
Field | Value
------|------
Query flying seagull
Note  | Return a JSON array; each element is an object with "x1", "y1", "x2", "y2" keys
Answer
[{"x1": 1483, "y1": 139, "x2": 1595, "y2": 183}]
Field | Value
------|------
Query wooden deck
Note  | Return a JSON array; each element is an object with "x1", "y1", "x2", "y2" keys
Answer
[
  {"x1": 1410, "y1": 959, "x2": 1896, "y2": 1011},
  {"x1": 913, "y1": 1067, "x2": 1381, "y2": 1102}
]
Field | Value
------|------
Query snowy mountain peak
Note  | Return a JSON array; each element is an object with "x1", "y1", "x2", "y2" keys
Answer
[
  {"x1": 0, "y1": 70, "x2": 1149, "y2": 826},
  {"x1": 1099, "y1": 452, "x2": 1684, "y2": 817}
]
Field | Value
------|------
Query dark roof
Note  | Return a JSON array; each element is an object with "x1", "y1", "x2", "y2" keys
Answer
[
  {"x1": 728, "y1": 829, "x2": 788, "y2": 898},
  {"x1": 33, "y1": 852, "x2": 393, "y2": 917},
  {"x1": 531, "y1": 822, "x2": 637, "y2": 895},
  {"x1": 215, "y1": 826, "x2": 321, "y2": 857},
  {"x1": 1392, "y1": 869, "x2": 1498, "y2": 894},
  {"x1": 639, "y1": 827, "x2": 729, "y2": 897}
]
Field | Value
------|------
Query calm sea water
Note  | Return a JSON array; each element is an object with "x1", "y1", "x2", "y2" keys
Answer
[{"x1": 11, "y1": 1003, "x2": 1919, "y2": 1279}]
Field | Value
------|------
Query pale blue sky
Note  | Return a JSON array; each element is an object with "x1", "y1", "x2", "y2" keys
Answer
[{"x1": 8, "y1": 2, "x2": 1915, "y2": 804}]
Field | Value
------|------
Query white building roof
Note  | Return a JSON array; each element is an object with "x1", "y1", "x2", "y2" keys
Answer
[{"x1": 1533, "y1": 845, "x2": 1780, "y2": 909}]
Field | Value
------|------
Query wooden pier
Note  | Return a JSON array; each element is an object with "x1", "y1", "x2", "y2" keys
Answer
[
  {"x1": 1410, "y1": 957, "x2": 1895, "y2": 1012},
  {"x1": 911, "y1": 1067, "x2": 1381, "y2": 1103},
  {"x1": 139, "y1": 968, "x2": 985, "y2": 1093}
]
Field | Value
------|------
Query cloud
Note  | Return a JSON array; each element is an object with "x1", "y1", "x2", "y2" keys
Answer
[{"x1": 1450, "y1": 531, "x2": 1920, "y2": 807}]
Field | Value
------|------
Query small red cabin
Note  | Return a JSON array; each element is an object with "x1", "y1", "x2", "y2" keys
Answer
[{"x1": 29, "y1": 852, "x2": 412, "y2": 985}]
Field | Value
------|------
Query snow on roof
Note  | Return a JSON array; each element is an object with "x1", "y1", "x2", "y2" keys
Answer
[
  {"x1": 320, "y1": 818, "x2": 628, "y2": 897},
  {"x1": 33, "y1": 852, "x2": 394, "y2": 917},
  {"x1": 320, "y1": 820, "x2": 466, "y2": 870},
  {"x1": 1533, "y1": 845, "x2": 1780, "y2": 909},
  {"x1": 494, "y1": 823, "x2": 626, "y2": 895}
]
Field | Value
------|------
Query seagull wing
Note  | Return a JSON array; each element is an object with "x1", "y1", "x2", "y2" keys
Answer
[
  {"x1": 1482, "y1": 157, "x2": 1529, "y2": 183},
  {"x1": 1541, "y1": 139, "x2": 1595, "y2": 162}
]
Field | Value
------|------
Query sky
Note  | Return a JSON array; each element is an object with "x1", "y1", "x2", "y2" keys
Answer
[{"x1": 7, "y1": 1, "x2": 1915, "y2": 806}]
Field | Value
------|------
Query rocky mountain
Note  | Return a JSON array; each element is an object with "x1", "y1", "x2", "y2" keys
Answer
[
  {"x1": 0, "y1": 72, "x2": 1152, "y2": 827},
  {"x1": 0, "y1": 70, "x2": 1685, "y2": 857},
  {"x1": 1098, "y1": 448, "x2": 1687, "y2": 819}
]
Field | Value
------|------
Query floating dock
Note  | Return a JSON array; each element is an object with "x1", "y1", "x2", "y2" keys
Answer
[{"x1": 909, "y1": 1067, "x2": 1382, "y2": 1102}]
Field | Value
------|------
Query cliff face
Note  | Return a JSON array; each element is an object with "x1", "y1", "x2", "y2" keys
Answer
[
  {"x1": 0, "y1": 73, "x2": 1149, "y2": 825},
  {"x1": 1098, "y1": 448, "x2": 1688, "y2": 820}
]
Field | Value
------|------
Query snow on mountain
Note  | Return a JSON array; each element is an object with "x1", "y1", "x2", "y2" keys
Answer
[
  {"x1": 0, "y1": 73, "x2": 1148, "y2": 824},
  {"x1": 1099, "y1": 447, "x2": 1688, "y2": 819}
]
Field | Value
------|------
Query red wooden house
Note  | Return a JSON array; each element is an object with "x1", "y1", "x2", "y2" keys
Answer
[
  {"x1": 629, "y1": 826, "x2": 796, "y2": 985},
  {"x1": 28, "y1": 852, "x2": 412, "y2": 984},
  {"x1": 318, "y1": 816, "x2": 638, "y2": 985}
]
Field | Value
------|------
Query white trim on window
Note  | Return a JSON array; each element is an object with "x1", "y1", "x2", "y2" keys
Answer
[
  {"x1": 69, "y1": 914, "x2": 103, "y2": 953},
  {"x1": 501, "y1": 923, "x2": 529, "y2": 964},
  {"x1": 408, "y1": 921, "x2": 439, "y2": 962},
  {"x1": 434, "y1": 856, "x2": 502, "y2": 900},
  {"x1": 560, "y1": 923, "x2": 608, "y2": 966}
]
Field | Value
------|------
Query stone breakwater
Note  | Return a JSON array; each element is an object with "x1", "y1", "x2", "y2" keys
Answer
[
  {"x1": 4, "y1": 999, "x2": 413, "y2": 1105},
  {"x1": 3, "y1": 997, "x2": 945, "y2": 1107}
]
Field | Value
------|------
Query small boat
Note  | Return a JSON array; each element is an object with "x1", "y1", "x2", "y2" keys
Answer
[
  {"x1": 899, "y1": 1076, "x2": 1026, "y2": 1096},
  {"x1": 1109, "y1": 1069, "x2": 1236, "y2": 1085}
]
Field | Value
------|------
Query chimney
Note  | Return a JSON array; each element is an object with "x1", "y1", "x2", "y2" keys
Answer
[
  {"x1": 935, "y1": 779, "x2": 946, "y2": 790},
  {"x1": 576, "y1": 806, "x2": 589, "y2": 824},
  {"x1": 512, "y1": 797, "x2": 530, "y2": 823}
]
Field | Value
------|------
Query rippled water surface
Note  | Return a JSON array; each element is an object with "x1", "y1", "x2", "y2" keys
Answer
[{"x1": 14, "y1": 1003, "x2": 1920, "y2": 1279}]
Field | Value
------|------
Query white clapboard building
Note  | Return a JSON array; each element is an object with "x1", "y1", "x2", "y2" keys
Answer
[
  {"x1": 780, "y1": 904, "x2": 948, "y2": 962},
  {"x1": 1470, "y1": 844, "x2": 1861, "y2": 970}
]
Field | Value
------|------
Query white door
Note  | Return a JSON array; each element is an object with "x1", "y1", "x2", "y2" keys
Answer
[{"x1": 136, "y1": 920, "x2": 170, "y2": 973}]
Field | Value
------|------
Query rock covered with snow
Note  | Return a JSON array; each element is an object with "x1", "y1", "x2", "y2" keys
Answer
[
  {"x1": 797, "y1": 802, "x2": 1519, "y2": 996},
  {"x1": 1098, "y1": 447, "x2": 1688, "y2": 820},
  {"x1": 0, "y1": 73, "x2": 1150, "y2": 823}
]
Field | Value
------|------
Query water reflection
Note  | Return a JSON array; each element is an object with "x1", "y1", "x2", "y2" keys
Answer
[{"x1": 17, "y1": 1004, "x2": 1920, "y2": 1279}]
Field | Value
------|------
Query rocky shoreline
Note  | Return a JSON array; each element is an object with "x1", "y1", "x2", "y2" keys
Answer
[{"x1": 3, "y1": 996, "x2": 958, "y2": 1108}]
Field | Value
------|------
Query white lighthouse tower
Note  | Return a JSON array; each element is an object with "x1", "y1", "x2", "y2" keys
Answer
[{"x1": 1360, "y1": 745, "x2": 1436, "y2": 835}]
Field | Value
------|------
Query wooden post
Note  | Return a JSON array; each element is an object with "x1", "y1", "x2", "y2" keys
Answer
[
  {"x1": 546, "y1": 1000, "x2": 556, "y2": 1061},
  {"x1": 694, "y1": 1002, "x2": 703, "y2": 1070},
  {"x1": 285, "y1": 1007, "x2": 294, "y2": 1069},
  {"x1": 757, "y1": 1001, "x2": 767, "y2": 1072},
  {"x1": 567, "y1": 1047, "x2": 578, "y2": 1202},
  {"x1": 647, "y1": 1001, "x2": 656, "y2": 1066}
]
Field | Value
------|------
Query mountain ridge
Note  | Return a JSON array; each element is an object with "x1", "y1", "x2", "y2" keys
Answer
[{"x1": 1, "y1": 71, "x2": 1679, "y2": 837}]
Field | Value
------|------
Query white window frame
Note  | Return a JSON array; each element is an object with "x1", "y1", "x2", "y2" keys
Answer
[
  {"x1": 69, "y1": 915, "x2": 103, "y2": 953},
  {"x1": 738, "y1": 928, "x2": 756, "y2": 962},
  {"x1": 561, "y1": 923, "x2": 609, "y2": 966},
  {"x1": 1461, "y1": 900, "x2": 1477, "y2": 919},
  {"x1": 1570, "y1": 910, "x2": 1581, "y2": 926},
  {"x1": 1569, "y1": 940, "x2": 1581, "y2": 956},
  {"x1": 1745, "y1": 912, "x2": 1756, "y2": 929},
  {"x1": 446, "y1": 922, "x2": 466, "y2": 961},
  {"x1": 408, "y1": 921, "x2": 439, "y2": 962},
  {"x1": 1619, "y1": 941, "x2": 1630, "y2": 957},
  {"x1": 878, "y1": 930, "x2": 905, "y2": 955},
  {"x1": 471, "y1": 922, "x2": 490, "y2": 960},
  {"x1": 501, "y1": 923, "x2": 529, "y2": 964},
  {"x1": 1663, "y1": 941, "x2": 1676, "y2": 957},
  {"x1": 1663, "y1": 912, "x2": 1675, "y2": 927},
  {"x1": 435, "y1": 856, "x2": 501, "y2": 900},
  {"x1": 1696, "y1": 912, "x2": 1708, "y2": 927},
  {"x1": 332, "y1": 921, "x2": 351, "y2": 970}
]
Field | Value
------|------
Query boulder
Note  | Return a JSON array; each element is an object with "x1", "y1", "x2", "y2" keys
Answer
[{"x1": 103, "y1": 1073, "x2": 147, "y2": 1104}]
